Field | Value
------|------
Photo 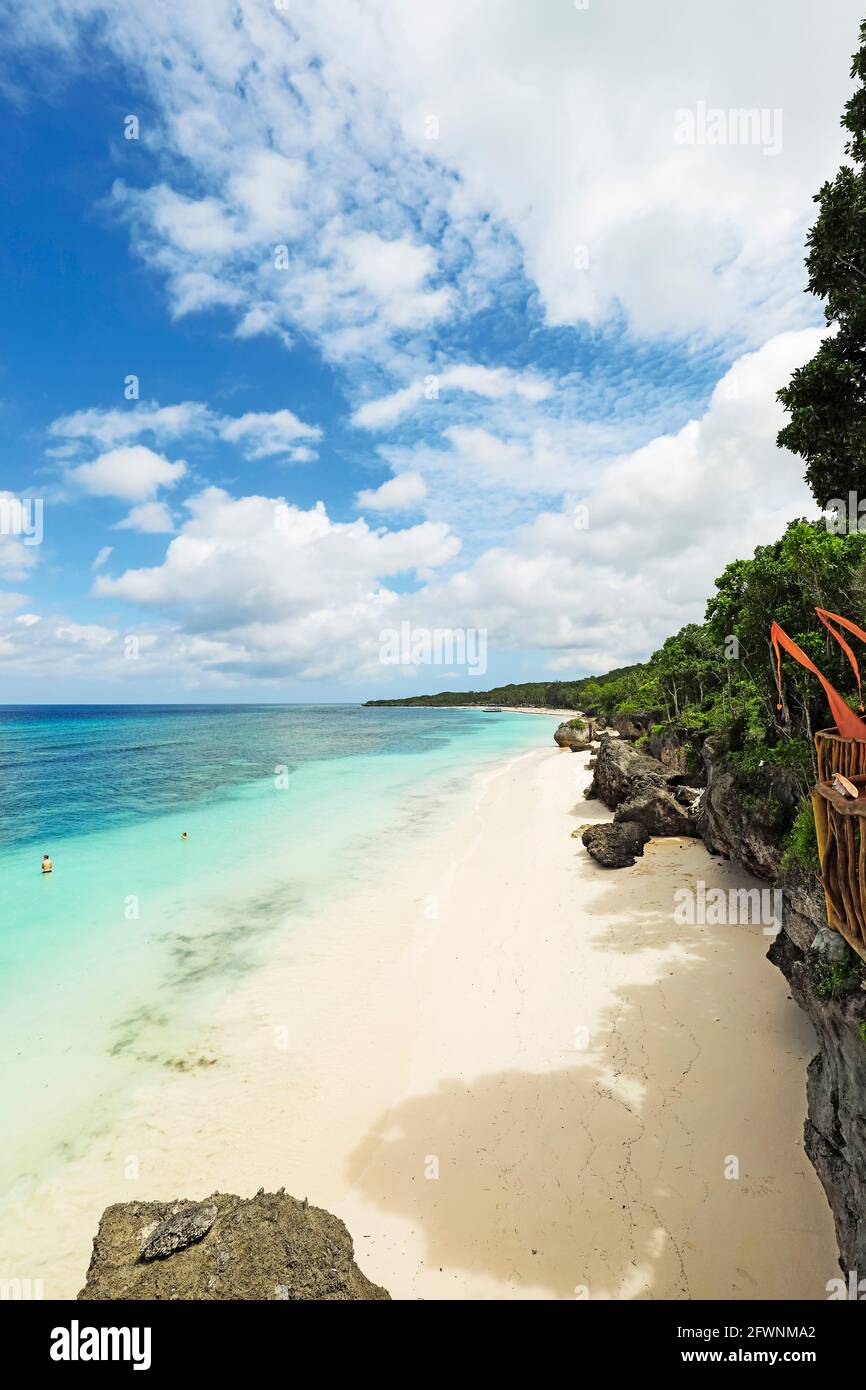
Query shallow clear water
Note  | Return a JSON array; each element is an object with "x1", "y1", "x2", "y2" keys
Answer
[{"x1": 0, "y1": 704, "x2": 558, "y2": 1197}]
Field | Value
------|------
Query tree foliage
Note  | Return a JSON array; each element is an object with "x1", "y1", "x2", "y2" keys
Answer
[{"x1": 777, "y1": 20, "x2": 866, "y2": 505}]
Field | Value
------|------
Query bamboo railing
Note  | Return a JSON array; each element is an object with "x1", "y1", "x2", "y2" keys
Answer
[{"x1": 812, "y1": 729, "x2": 866, "y2": 962}]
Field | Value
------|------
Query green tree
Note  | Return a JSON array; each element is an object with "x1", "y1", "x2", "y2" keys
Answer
[{"x1": 777, "y1": 19, "x2": 866, "y2": 506}]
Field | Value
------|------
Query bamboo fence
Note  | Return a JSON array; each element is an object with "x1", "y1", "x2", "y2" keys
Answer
[{"x1": 812, "y1": 729, "x2": 866, "y2": 961}]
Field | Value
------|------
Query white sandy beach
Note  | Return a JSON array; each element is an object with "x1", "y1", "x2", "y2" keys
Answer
[{"x1": 5, "y1": 743, "x2": 837, "y2": 1299}]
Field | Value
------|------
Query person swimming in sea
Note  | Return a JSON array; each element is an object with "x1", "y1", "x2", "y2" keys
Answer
[
  {"x1": 181, "y1": 831, "x2": 188, "y2": 841},
  {"x1": 42, "y1": 854, "x2": 53, "y2": 873}
]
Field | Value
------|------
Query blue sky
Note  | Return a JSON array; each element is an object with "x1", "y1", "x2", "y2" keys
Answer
[{"x1": 0, "y1": 0, "x2": 861, "y2": 701}]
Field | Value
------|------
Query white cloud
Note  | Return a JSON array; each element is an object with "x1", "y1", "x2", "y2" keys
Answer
[
  {"x1": 92, "y1": 486, "x2": 460, "y2": 679},
  {"x1": 54, "y1": 622, "x2": 116, "y2": 649},
  {"x1": 68, "y1": 445, "x2": 187, "y2": 502},
  {"x1": 7, "y1": 0, "x2": 860, "y2": 358},
  {"x1": 379, "y1": 327, "x2": 826, "y2": 673},
  {"x1": 1, "y1": 2, "x2": 856, "y2": 693},
  {"x1": 218, "y1": 409, "x2": 321, "y2": 459},
  {"x1": 51, "y1": 400, "x2": 322, "y2": 462},
  {"x1": 83, "y1": 329, "x2": 817, "y2": 680},
  {"x1": 356, "y1": 471, "x2": 427, "y2": 511},
  {"x1": 92, "y1": 545, "x2": 114, "y2": 570},
  {"x1": 116, "y1": 501, "x2": 176, "y2": 533},
  {"x1": 352, "y1": 383, "x2": 425, "y2": 431},
  {"x1": 352, "y1": 365, "x2": 553, "y2": 430},
  {"x1": 51, "y1": 401, "x2": 213, "y2": 451}
]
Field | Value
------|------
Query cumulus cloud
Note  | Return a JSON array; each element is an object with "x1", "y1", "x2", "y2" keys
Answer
[
  {"x1": 115, "y1": 501, "x2": 176, "y2": 533},
  {"x1": 68, "y1": 446, "x2": 187, "y2": 502},
  {"x1": 218, "y1": 409, "x2": 321, "y2": 460},
  {"x1": 356, "y1": 471, "x2": 427, "y2": 512},
  {"x1": 50, "y1": 329, "x2": 811, "y2": 684},
  {"x1": 375, "y1": 328, "x2": 827, "y2": 675},
  {"x1": 91, "y1": 487, "x2": 461, "y2": 679}
]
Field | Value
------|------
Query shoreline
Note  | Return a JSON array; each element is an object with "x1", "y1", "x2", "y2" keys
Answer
[
  {"x1": 3, "y1": 741, "x2": 836, "y2": 1299},
  {"x1": 365, "y1": 704, "x2": 579, "y2": 717}
]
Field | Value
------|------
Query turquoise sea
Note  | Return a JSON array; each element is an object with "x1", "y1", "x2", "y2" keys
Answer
[{"x1": 0, "y1": 704, "x2": 558, "y2": 1200}]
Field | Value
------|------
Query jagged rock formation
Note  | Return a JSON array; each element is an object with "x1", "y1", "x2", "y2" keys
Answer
[
  {"x1": 699, "y1": 732, "x2": 801, "y2": 880},
  {"x1": 606, "y1": 710, "x2": 659, "y2": 741},
  {"x1": 78, "y1": 1190, "x2": 390, "y2": 1301},
  {"x1": 778, "y1": 856, "x2": 829, "y2": 954},
  {"x1": 582, "y1": 821, "x2": 650, "y2": 868},
  {"x1": 589, "y1": 735, "x2": 699, "y2": 838},
  {"x1": 769, "y1": 928, "x2": 866, "y2": 1274},
  {"x1": 644, "y1": 726, "x2": 692, "y2": 773}
]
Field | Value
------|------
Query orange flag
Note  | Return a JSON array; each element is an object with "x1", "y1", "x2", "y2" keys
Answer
[
  {"x1": 815, "y1": 608, "x2": 866, "y2": 711},
  {"x1": 771, "y1": 618, "x2": 866, "y2": 741}
]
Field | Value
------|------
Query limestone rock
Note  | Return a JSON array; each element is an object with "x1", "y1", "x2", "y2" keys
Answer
[
  {"x1": 613, "y1": 776, "x2": 696, "y2": 837},
  {"x1": 589, "y1": 735, "x2": 699, "y2": 838},
  {"x1": 810, "y1": 926, "x2": 856, "y2": 969},
  {"x1": 554, "y1": 719, "x2": 592, "y2": 751},
  {"x1": 78, "y1": 1189, "x2": 390, "y2": 1301},
  {"x1": 768, "y1": 931, "x2": 866, "y2": 1274},
  {"x1": 699, "y1": 732, "x2": 799, "y2": 879},
  {"x1": 607, "y1": 710, "x2": 659, "y2": 741},
  {"x1": 581, "y1": 821, "x2": 650, "y2": 868},
  {"x1": 140, "y1": 1202, "x2": 217, "y2": 1261}
]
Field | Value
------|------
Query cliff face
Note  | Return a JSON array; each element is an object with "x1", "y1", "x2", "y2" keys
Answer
[
  {"x1": 586, "y1": 724, "x2": 866, "y2": 1277},
  {"x1": 770, "y1": 929, "x2": 866, "y2": 1274},
  {"x1": 78, "y1": 1189, "x2": 390, "y2": 1301},
  {"x1": 699, "y1": 735, "x2": 801, "y2": 881}
]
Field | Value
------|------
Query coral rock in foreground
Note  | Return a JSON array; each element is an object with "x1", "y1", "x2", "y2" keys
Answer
[
  {"x1": 77, "y1": 1189, "x2": 391, "y2": 1301},
  {"x1": 582, "y1": 821, "x2": 650, "y2": 868}
]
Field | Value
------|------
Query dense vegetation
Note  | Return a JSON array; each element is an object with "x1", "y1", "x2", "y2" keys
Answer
[
  {"x1": 777, "y1": 19, "x2": 866, "y2": 505},
  {"x1": 580, "y1": 520, "x2": 866, "y2": 787},
  {"x1": 372, "y1": 523, "x2": 866, "y2": 791},
  {"x1": 364, "y1": 668, "x2": 640, "y2": 711}
]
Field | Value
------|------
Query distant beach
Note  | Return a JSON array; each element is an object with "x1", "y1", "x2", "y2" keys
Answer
[{"x1": 0, "y1": 710, "x2": 835, "y2": 1298}]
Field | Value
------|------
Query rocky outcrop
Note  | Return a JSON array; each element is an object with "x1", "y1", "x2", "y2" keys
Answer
[
  {"x1": 698, "y1": 733, "x2": 802, "y2": 879},
  {"x1": 78, "y1": 1190, "x2": 390, "y2": 1301},
  {"x1": 769, "y1": 930, "x2": 866, "y2": 1275},
  {"x1": 613, "y1": 779, "x2": 699, "y2": 837},
  {"x1": 582, "y1": 821, "x2": 650, "y2": 868},
  {"x1": 777, "y1": 856, "x2": 828, "y2": 953},
  {"x1": 607, "y1": 710, "x2": 660, "y2": 741},
  {"x1": 554, "y1": 719, "x2": 592, "y2": 751},
  {"x1": 644, "y1": 727, "x2": 693, "y2": 774},
  {"x1": 589, "y1": 735, "x2": 699, "y2": 837},
  {"x1": 589, "y1": 734, "x2": 665, "y2": 805}
]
